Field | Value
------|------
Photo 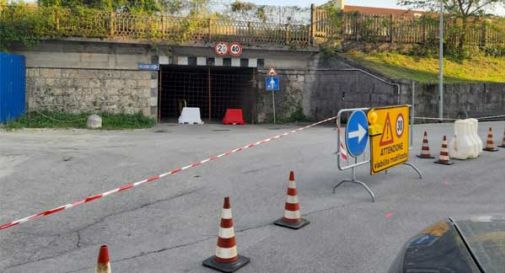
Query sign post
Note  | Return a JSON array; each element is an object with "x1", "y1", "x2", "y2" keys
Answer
[{"x1": 265, "y1": 68, "x2": 279, "y2": 124}]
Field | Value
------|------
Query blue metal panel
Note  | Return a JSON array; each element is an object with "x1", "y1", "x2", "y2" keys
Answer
[{"x1": 0, "y1": 53, "x2": 26, "y2": 123}]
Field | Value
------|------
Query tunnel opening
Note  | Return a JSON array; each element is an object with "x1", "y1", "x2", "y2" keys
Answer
[{"x1": 159, "y1": 65, "x2": 256, "y2": 123}]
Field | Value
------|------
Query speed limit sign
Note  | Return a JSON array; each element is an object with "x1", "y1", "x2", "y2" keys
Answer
[
  {"x1": 229, "y1": 42, "x2": 243, "y2": 57},
  {"x1": 396, "y1": 113, "x2": 404, "y2": 137},
  {"x1": 214, "y1": 42, "x2": 228, "y2": 56}
]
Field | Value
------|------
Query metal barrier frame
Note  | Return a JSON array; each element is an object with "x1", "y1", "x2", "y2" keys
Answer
[
  {"x1": 334, "y1": 107, "x2": 375, "y2": 201},
  {"x1": 334, "y1": 105, "x2": 422, "y2": 202}
]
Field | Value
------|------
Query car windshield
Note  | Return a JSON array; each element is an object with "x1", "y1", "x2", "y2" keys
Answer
[{"x1": 455, "y1": 218, "x2": 505, "y2": 273}]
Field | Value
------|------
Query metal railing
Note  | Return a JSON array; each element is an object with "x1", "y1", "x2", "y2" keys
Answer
[
  {"x1": 3, "y1": 4, "x2": 505, "y2": 48},
  {"x1": 0, "y1": 6, "x2": 312, "y2": 47}
]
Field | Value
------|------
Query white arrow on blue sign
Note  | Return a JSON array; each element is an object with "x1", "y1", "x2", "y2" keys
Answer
[
  {"x1": 265, "y1": 76, "x2": 279, "y2": 92},
  {"x1": 345, "y1": 110, "x2": 369, "y2": 157}
]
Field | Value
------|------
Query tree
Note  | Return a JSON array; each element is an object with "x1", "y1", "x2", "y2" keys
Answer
[
  {"x1": 398, "y1": 0, "x2": 505, "y2": 52},
  {"x1": 38, "y1": 0, "x2": 161, "y2": 12}
]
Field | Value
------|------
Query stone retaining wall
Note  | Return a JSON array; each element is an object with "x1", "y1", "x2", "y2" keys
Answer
[{"x1": 27, "y1": 68, "x2": 153, "y2": 116}]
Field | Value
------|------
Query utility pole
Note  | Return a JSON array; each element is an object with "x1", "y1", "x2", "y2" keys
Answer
[{"x1": 438, "y1": 0, "x2": 444, "y2": 120}]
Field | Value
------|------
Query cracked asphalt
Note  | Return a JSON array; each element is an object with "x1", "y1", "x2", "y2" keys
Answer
[{"x1": 1, "y1": 121, "x2": 505, "y2": 273}]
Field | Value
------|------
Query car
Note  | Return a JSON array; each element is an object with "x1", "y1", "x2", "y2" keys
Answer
[{"x1": 389, "y1": 216, "x2": 505, "y2": 273}]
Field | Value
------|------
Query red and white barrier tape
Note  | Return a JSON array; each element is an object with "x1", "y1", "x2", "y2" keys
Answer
[{"x1": 0, "y1": 116, "x2": 337, "y2": 231}]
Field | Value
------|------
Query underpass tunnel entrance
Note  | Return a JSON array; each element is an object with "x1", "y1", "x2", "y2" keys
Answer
[{"x1": 159, "y1": 65, "x2": 256, "y2": 122}]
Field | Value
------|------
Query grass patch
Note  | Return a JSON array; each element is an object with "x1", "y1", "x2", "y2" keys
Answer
[
  {"x1": 3, "y1": 111, "x2": 156, "y2": 130},
  {"x1": 344, "y1": 51, "x2": 505, "y2": 84}
]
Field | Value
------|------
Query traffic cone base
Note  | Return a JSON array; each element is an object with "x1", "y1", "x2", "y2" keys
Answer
[
  {"x1": 202, "y1": 255, "x2": 250, "y2": 273},
  {"x1": 434, "y1": 159, "x2": 454, "y2": 165},
  {"x1": 273, "y1": 217, "x2": 310, "y2": 230},
  {"x1": 417, "y1": 154, "x2": 435, "y2": 159},
  {"x1": 499, "y1": 145, "x2": 505, "y2": 148},
  {"x1": 483, "y1": 147, "x2": 499, "y2": 152}
]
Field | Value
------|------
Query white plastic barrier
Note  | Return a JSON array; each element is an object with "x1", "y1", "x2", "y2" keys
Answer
[
  {"x1": 178, "y1": 107, "x2": 204, "y2": 125},
  {"x1": 449, "y1": 120, "x2": 474, "y2": 159},
  {"x1": 468, "y1": 118, "x2": 483, "y2": 154},
  {"x1": 449, "y1": 118, "x2": 482, "y2": 159}
]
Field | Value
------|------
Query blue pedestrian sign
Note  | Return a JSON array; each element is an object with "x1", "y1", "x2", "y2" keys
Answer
[
  {"x1": 265, "y1": 76, "x2": 280, "y2": 92},
  {"x1": 345, "y1": 110, "x2": 369, "y2": 157}
]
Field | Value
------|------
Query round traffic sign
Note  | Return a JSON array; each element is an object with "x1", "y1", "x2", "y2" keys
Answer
[
  {"x1": 345, "y1": 110, "x2": 369, "y2": 158},
  {"x1": 214, "y1": 42, "x2": 228, "y2": 56},
  {"x1": 229, "y1": 42, "x2": 242, "y2": 57},
  {"x1": 396, "y1": 113, "x2": 404, "y2": 137}
]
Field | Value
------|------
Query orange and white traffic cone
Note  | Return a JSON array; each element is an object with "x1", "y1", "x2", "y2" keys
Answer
[
  {"x1": 435, "y1": 136, "x2": 454, "y2": 165},
  {"x1": 96, "y1": 245, "x2": 111, "y2": 273},
  {"x1": 499, "y1": 129, "x2": 505, "y2": 148},
  {"x1": 274, "y1": 171, "x2": 310, "y2": 230},
  {"x1": 483, "y1": 127, "x2": 499, "y2": 152},
  {"x1": 417, "y1": 131, "x2": 435, "y2": 159},
  {"x1": 202, "y1": 197, "x2": 250, "y2": 273}
]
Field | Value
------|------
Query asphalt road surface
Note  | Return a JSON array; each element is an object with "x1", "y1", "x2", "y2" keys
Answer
[{"x1": 1, "y1": 121, "x2": 505, "y2": 273}]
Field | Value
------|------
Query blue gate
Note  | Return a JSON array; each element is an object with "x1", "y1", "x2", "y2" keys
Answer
[{"x1": 0, "y1": 53, "x2": 26, "y2": 123}]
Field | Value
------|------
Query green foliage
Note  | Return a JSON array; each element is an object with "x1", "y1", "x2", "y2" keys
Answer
[
  {"x1": 0, "y1": 4, "x2": 56, "y2": 51},
  {"x1": 346, "y1": 51, "x2": 505, "y2": 83},
  {"x1": 484, "y1": 45, "x2": 505, "y2": 57},
  {"x1": 4, "y1": 111, "x2": 155, "y2": 130},
  {"x1": 39, "y1": 0, "x2": 161, "y2": 12},
  {"x1": 287, "y1": 105, "x2": 307, "y2": 122}
]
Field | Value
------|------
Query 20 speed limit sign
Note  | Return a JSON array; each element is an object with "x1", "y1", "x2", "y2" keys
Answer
[
  {"x1": 229, "y1": 42, "x2": 243, "y2": 57},
  {"x1": 214, "y1": 42, "x2": 228, "y2": 56}
]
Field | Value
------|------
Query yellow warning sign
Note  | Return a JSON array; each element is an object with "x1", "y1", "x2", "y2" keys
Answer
[{"x1": 370, "y1": 105, "x2": 410, "y2": 175}]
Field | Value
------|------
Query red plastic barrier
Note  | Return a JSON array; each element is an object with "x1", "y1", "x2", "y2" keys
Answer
[{"x1": 223, "y1": 108, "x2": 245, "y2": 125}]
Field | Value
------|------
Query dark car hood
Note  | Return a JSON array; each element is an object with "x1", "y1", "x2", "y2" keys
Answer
[
  {"x1": 397, "y1": 217, "x2": 505, "y2": 273},
  {"x1": 454, "y1": 216, "x2": 505, "y2": 273}
]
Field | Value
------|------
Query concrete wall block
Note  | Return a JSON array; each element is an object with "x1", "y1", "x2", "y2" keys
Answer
[
  {"x1": 27, "y1": 68, "x2": 39, "y2": 77},
  {"x1": 40, "y1": 68, "x2": 61, "y2": 78},
  {"x1": 125, "y1": 80, "x2": 137, "y2": 89}
]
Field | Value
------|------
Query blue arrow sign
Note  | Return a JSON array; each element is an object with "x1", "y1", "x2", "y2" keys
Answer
[
  {"x1": 265, "y1": 76, "x2": 279, "y2": 92},
  {"x1": 345, "y1": 110, "x2": 369, "y2": 157}
]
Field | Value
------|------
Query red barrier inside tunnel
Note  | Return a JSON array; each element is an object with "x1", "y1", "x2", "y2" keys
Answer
[{"x1": 223, "y1": 108, "x2": 245, "y2": 125}]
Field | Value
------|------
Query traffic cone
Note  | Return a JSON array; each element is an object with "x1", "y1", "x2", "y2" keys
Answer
[
  {"x1": 96, "y1": 245, "x2": 111, "y2": 273},
  {"x1": 202, "y1": 197, "x2": 250, "y2": 273},
  {"x1": 435, "y1": 136, "x2": 454, "y2": 165},
  {"x1": 483, "y1": 127, "x2": 499, "y2": 152},
  {"x1": 499, "y1": 129, "x2": 505, "y2": 148},
  {"x1": 417, "y1": 131, "x2": 435, "y2": 159},
  {"x1": 274, "y1": 171, "x2": 310, "y2": 230}
]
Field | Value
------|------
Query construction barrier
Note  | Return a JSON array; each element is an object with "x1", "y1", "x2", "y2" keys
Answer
[
  {"x1": 178, "y1": 107, "x2": 204, "y2": 125},
  {"x1": 467, "y1": 118, "x2": 483, "y2": 155},
  {"x1": 223, "y1": 109, "x2": 245, "y2": 125},
  {"x1": 449, "y1": 119, "x2": 479, "y2": 159}
]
